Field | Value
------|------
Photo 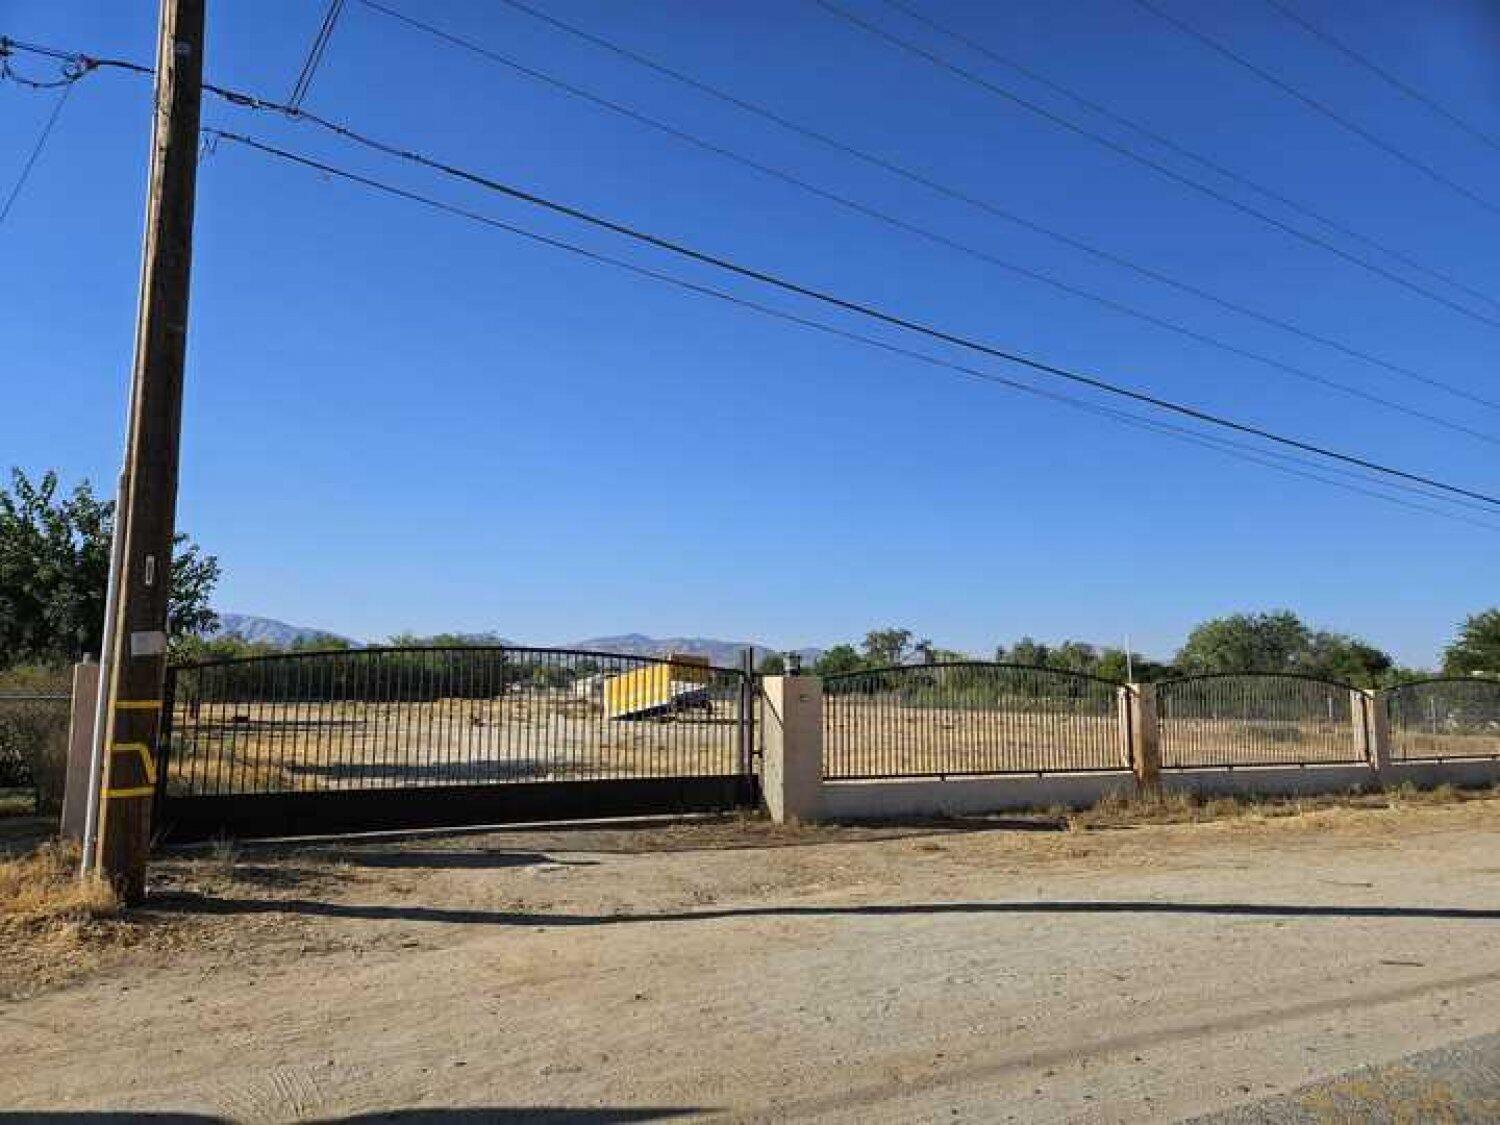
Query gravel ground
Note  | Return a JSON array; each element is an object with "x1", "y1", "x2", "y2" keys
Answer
[
  {"x1": 1193, "y1": 1028, "x2": 1500, "y2": 1123},
  {"x1": 3, "y1": 800, "x2": 1500, "y2": 1122}
]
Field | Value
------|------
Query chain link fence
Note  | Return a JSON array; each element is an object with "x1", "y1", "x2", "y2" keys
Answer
[{"x1": 0, "y1": 692, "x2": 73, "y2": 813}]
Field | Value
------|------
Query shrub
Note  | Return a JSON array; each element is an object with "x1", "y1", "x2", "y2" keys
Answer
[
  {"x1": 0, "y1": 666, "x2": 73, "y2": 814},
  {"x1": 0, "y1": 839, "x2": 117, "y2": 926},
  {"x1": 0, "y1": 700, "x2": 71, "y2": 813}
]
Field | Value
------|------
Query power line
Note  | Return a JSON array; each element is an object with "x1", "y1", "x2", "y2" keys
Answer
[
  {"x1": 873, "y1": 0, "x2": 1500, "y2": 319},
  {"x1": 288, "y1": 0, "x2": 345, "y2": 110},
  {"x1": 357, "y1": 0, "x2": 1500, "y2": 425},
  {"x1": 11, "y1": 28, "x2": 1500, "y2": 430},
  {"x1": 810, "y1": 0, "x2": 1500, "y2": 334},
  {"x1": 0, "y1": 36, "x2": 149, "y2": 78},
  {"x1": 1130, "y1": 0, "x2": 1500, "y2": 219},
  {"x1": 0, "y1": 80, "x2": 73, "y2": 227},
  {"x1": 8, "y1": 33, "x2": 1496, "y2": 513},
  {"x1": 196, "y1": 128, "x2": 1500, "y2": 535},
  {"x1": 203, "y1": 126, "x2": 1500, "y2": 513},
  {"x1": 1261, "y1": 0, "x2": 1500, "y2": 158}
]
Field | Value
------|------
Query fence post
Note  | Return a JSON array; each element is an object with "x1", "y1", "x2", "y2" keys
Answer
[
  {"x1": 61, "y1": 661, "x2": 102, "y2": 840},
  {"x1": 760, "y1": 673, "x2": 823, "y2": 823},
  {"x1": 1360, "y1": 688, "x2": 1394, "y2": 786},
  {"x1": 1130, "y1": 682, "x2": 1162, "y2": 795},
  {"x1": 739, "y1": 648, "x2": 756, "y2": 778}
]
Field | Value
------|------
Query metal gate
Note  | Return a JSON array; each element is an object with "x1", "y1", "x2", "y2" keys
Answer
[
  {"x1": 1383, "y1": 677, "x2": 1500, "y2": 762},
  {"x1": 1157, "y1": 673, "x2": 1364, "y2": 768},
  {"x1": 154, "y1": 646, "x2": 758, "y2": 841},
  {"x1": 822, "y1": 662, "x2": 1130, "y2": 779}
]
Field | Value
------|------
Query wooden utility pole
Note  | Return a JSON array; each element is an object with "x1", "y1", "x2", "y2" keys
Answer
[{"x1": 95, "y1": 0, "x2": 205, "y2": 903}]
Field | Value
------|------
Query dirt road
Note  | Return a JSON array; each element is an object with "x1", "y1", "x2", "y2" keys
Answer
[{"x1": 4, "y1": 801, "x2": 1500, "y2": 1122}]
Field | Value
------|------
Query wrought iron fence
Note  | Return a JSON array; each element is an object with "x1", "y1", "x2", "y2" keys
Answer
[
  {"x1": 1385, "y1": 677, "x2": 1500, "y2": 761},
  {"x1": 162, "y1": 647, "x2": 753, "y2": 797},
  {"x1": 0, "y1": 693, "x2": 72, "y2": 808},
  {"x1": 1158, "y1": 673, "x2": 1363, "y2": 768},
  {"x1": 822, "y1": 662, "x2": 1128, "y2": 779}
]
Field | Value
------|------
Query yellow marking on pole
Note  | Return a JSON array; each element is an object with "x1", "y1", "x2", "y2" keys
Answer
[
  {"x1": 111, "y1": 742, "x2": 158, "y2": 785},
  {"x1": 103, "y1": 786, "x2": 156, "y2": 799},
  {"x1": 115, "y1": 699, "x2": 162, "y2": 711}
]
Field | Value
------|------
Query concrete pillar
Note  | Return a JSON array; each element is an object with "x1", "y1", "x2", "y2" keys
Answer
[
  {"x1": 761, "y1": 674, "x2": 823, "y2": 824},
  {"x1": 60, "y1": 661, "x2": 101, "y2": 840},
  {"x1": 1360, "y1": 688, "x2": 1394, "y2": 785},
  {"x1": 1129, "y1": 682, "x2": 1162, "y2": 794}
]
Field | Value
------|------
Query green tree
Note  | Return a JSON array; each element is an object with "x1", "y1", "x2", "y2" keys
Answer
[
  {"x1": 387, "y1": 632, "x2": 501, "y2": 647},
  {"x1": 1303, "y1": 631, "x2": 1393, "y2": 684},
  {"x1": 1443, "y1": 610, "x2": 1500, "y2": 676},
  {"x1": 757, "y1": 652, "x2": 786, "y2": 675},
  {"x1": 1091, "y1": 647, "x2": 1130, "y2": 682},
  {"x1": 1049, "y1": 640, "x2": 1103, "y2": 674},
  {"x1": 1001, "y1": 637, "x2": 1051, "y2": 667},
  {"x1": 1175, "y1": 610, "x2": 1392, "y2": 684},
  {"x1": 863, "y1": 627, "x2": 916, "y2": 667},
  {"x1": 0, "y1": 469, "x2": 220, "y2": 667},
  {"x1": 1095, "y1": 647, "x2": 1175, "y2": 683},
  {"x1": 924, "y1": 645, "x2": 970, "y2": 664},
  {"x1": 814, "y1": 644, "x2": 866, "y2": 677},
  {"x1": 996, "y1": 637, "x2": 1170, "y2": 681},
  {"x1": 170, "y1": 634, "x2": 275, "y2": 663},
  {"x1": 1175, "y1": 611, "x2": 1312, "y2": 674},
  {"x1": 910, "y1": 638, "x2": 965, "y2": 664}
]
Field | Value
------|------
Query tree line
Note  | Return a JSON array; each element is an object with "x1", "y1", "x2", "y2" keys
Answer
[
  {"x1": 770, "y1": 613, "x2": 1500, "y2": 687},
  {"x1": 5, "y1": 469, "x2": 1500, "y2": 685}
]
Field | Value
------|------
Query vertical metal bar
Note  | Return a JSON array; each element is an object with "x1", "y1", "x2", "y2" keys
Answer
[
  {"x1": 740, "y1": 649, "x2": 754, "y2": 779},
  {"x1": 153, "y1": 665, "x2": 177, "y2": 814},
  {"x1": 211, "y1": 665, "x2": 224, "y2": 795}
]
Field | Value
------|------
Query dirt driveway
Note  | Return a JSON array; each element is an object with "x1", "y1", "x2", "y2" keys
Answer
[{"x1": 4, "y1": 800, "x2": 1500, "y2": 1122}]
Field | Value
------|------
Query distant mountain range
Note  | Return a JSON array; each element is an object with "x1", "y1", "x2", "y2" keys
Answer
[
  {"x1": 211, "y1": 615, "x2": 822, "y2": 667},
  {"x1": 210, "y1": 613, "x2": 352, "y2": 648}
]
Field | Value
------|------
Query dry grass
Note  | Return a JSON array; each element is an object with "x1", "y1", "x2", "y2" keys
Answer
[
  {"x1": 165, "y1": 694, "x2": 1500, "y2": 797},
  {"x1": 0, "y1": 839, "x2": 134, "y2": 999},
  {"x1": 1065, "y1": 781, "x2": 1496, "y2": 832},
  {"x1": 0, "y1": 835, "x2": 320, "y2": 999},
  {"x1": 0, "y1": 789, "x2": 34, "y2": 817},
  {"x1": 0, "y1": 839, "x2": 117, "y2": 924},
  {"x1": 825, "y1": 700, "x2": 1124, "y2": 776},
  {"x1": 1393, "y1": 732, "x2": 1500, "y2": 760},
  {"x1": 165, "y1": 695, "x2": 743, "y2": 794}
]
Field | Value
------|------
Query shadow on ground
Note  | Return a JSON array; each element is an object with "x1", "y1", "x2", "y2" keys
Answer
[
  {"x1": 314, "y1": 848, "x2": 597, "y2": 870},
  {"x1": 0, "y1": 1111, "x2": 704, "y2": 1123},
  {"x1": 154, "y1": 893, "x2": 1500, "y2": 927},
  {"x1": 159, "y1": 812, "x2": 1069, "y2": 861}
]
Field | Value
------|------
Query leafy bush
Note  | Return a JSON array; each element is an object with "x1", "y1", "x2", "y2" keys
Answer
[
  {"x1": 1, "y1": 468, "x2": 220, "y2": 669},
  {"x1": 0, "y1": 665, "x2": 72, "y2": 813},
  {"x1": 0, "y1": 699, "x2": 71, "y2": 812}
]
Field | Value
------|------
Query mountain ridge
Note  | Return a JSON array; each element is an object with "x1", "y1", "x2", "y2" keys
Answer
[{"x1": 211, "y1": 614, "x2": 822, "y2": 666}]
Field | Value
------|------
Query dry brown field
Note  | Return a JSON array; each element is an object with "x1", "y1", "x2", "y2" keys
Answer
[
  {"x1": 823, "y1": 697, "x2": 1126, "y2": 776},
  {"x1": 165, "y1": 693, "x2": 745, "y2": 795},
  {"x1": 1392, "y1": 729, "x2": 1500, "y2": 761},
  {"x1": 164, "y1": 693, "x2": 1500, "y2": 797}
]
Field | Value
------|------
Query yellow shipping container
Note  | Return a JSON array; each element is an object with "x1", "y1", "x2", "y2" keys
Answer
[{"x1": 604, "y1": 653, "x2": 712, "y2": 719}]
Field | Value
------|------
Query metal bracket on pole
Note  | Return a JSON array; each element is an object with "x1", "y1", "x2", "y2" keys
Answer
[{"x1": 80, "y1": 470, "x2": 128, "y2": 877}]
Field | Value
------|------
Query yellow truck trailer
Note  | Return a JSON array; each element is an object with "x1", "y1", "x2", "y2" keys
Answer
[{"x1": 604, "y1": 653, "x2": 714, "y2": 720}]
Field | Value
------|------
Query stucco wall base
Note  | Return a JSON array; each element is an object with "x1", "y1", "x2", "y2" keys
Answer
[
  {"x1": 822, "y1": 772, "x2": 1135, "y2": 819},
  {"x1": 1388, "y1": 758, "x2": 1500, "y2": 789},
  {"x1": 1159, "y1": 764, "x2": 1379, "y2": 798},
  {"x1": 817, "y1": 757, "x2": 1500, "y2": 821}
]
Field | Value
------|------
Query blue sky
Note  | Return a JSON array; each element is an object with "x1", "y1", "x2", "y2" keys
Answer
[{"x1": 3, "y1": 0, "x2": 1498, "y2": 664}]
